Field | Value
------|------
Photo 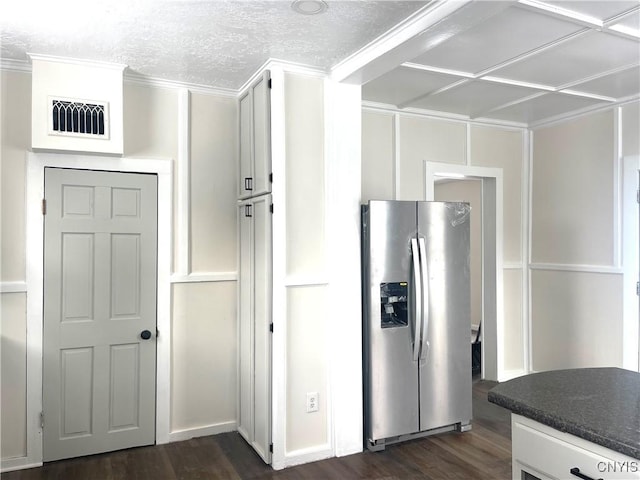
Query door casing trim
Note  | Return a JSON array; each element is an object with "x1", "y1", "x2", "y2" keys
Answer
[
  {"x1": 622, "y1": 155, "x2": 640, "y2": 371},
  {"x1": 425, "y1": 161, "x2": 510, "y2": 381},
  {"x1": 24, "y1": 153, "x2": 172, "y2": 468}
]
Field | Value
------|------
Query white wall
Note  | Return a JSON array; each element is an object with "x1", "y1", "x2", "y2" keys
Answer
[
  {"x1": 1, "y1": 293, "x2": 27, "y2": 459},
  {"x1": 283, "y1": 72, "x2": 329, "y2": 453},
  {"x1": 271, "y1": 67, "x2": 362, "y2": 468},
  {"x1": 530, "y1": 103, "x2": 639, "y2": 371},
  {"x1": 363, "y1": 101, "x2": 640, "y2": 376},
  {"x1": 362, "y1": 108, "x2": 526, "y2": 374},
  {"x1": 1, "y1": 70, "x2": 32, "y2": 461},
  {"x1": 621, "y1": 102, "x2": 639, "y2": 157},
  {"x1": 30, "y1": 56, "x2": 125, "y2": 155},
  {"x1": 0, "y1": 70, "x2": 239, "y2": 463}
]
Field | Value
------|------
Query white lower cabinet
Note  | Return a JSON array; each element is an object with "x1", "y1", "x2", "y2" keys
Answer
[
  {"x1": 238, "y1": 194, "x2": 272, "y2": 463},
  {"x1": 512, "y1": 414, "x2": 639, "y2": 480}
]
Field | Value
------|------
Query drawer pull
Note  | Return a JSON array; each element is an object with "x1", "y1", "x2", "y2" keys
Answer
[{"x1": 570, "y1": 467, "x2": 602, "y2": 480}]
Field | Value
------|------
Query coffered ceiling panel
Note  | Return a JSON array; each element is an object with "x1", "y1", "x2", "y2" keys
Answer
[
  {"x1": 410, "y1": 6, "x2": 583, "y2": 75},
  {"x1": 613, "y1": 10, "x2": 640, "y2": 32},
  {"x1": 483, "y1": 92, "x2": 607, "y2": 125},
  {"x1": 491, "y1": 30, "x2": 640, "y2": 88},
  {"x1": 360, "y1": 0, "x2": 639, "y2": 126},
  {"x1": 409, "y1": 80, "x2": 543, "y2": 118},
  {"x1": 571, "y1": 67, "x2": 640, "y2": 99},
  {"x1": 543, "y1": 1, "x2": 639, "y2": 20},
  {"x1": 361, "y1": 67, "x2": 460, "y2": 107}
]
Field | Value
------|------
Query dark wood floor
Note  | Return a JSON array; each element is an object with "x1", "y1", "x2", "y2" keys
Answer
[{"x1": 3, "y1": 379, "x2": 511, "y2": 480}]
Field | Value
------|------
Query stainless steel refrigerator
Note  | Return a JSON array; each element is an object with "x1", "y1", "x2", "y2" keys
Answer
[{"x1": 361, "y1": 200, "x2": 472, "y2": 451}]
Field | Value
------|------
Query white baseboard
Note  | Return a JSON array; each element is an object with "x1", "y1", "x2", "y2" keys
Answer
[
  {"x1": 1, "y1": 457, "x2": 42, "y2": 473},
  {"x1": 273, "y1": 444, "x2": 333, "y2": 470},
  {"x1": 497, "y1": 369, "x2": 527, "y2": 382},
  {"x1": 166, "y1": 421, "x2": 237, "y2": 444}
]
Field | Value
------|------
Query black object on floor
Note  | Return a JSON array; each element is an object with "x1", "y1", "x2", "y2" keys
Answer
[{"x1": 472, "y1": 323, "x2": 482, "y2": 375}]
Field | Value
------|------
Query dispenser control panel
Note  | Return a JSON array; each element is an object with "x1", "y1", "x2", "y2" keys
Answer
[{"x1": 380, "y1": 282, "x2": 408, "y2": 328}]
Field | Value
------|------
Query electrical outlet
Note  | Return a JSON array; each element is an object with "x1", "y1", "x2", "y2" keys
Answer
[{"x1": 306, "y1": 392, "x2": 318, "y2": 413}]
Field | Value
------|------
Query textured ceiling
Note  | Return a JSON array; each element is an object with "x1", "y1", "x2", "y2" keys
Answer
[{"x1": 0, "y1": 0, "x2": 428, "y2": 89}]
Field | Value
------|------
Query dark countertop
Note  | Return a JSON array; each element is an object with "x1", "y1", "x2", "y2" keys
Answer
[{"x1": 488, "y1": 367, "x2": 640, "y2": 459}]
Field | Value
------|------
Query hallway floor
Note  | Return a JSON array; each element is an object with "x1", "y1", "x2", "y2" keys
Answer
[{"x1": 3, "y1": 379, "x2": 511, "y2": 480}]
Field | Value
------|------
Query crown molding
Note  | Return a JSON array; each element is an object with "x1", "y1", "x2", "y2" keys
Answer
[
  {"x1": 2, "y1": 55, "x2": 328, "y2": 98},
  {"x1": 237, "y1": 57, "x2": 327, "y2": 94},
  {"x1": 0, "y1": 58, "x2": 31, "y2": 73},
  {"x1": 0, "y1": 57, "x2": 239, "y2": 97},
  {"x1": 124, "y1": 72, "x2": 238, "y2": 98},
  {"x1": 27, "y1": 53, "x2": 127, "y2": 71}
]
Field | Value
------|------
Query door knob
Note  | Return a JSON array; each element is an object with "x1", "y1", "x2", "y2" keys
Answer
[{"x1": 140, "y1": 330, "x2": 152, "y2": 340}]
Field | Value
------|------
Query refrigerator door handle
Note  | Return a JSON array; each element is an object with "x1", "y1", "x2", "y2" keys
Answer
[
  {"x1": 411, "y1": 238, "x2": 423, "y2": 362},
  {"x1": 418, "y1": 237, "x2": 430, "y2": 361}
]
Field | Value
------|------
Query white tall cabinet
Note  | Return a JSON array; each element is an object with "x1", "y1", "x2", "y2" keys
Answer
[
  {"x1": 239, "y1": 71, "x2": 272, "y2": 199},
  {"x1": 237, "y1": 71, "x2": 273, "y2": 464},
  {"x1": 237, "y1": 67, "x2": 363, "y2": 469}
]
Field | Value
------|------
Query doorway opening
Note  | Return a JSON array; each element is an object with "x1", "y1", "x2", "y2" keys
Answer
[
  {"x1": 433, "y1": 177, "x2": 483, "y2": 376},
  {"x1": 425, "y1": 162, "x2": 504, "y2": 381}
]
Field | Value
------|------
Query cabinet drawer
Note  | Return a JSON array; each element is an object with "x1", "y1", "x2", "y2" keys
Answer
[{"x1": 512, "y1": 415, "x2": 639, "y2": 480}]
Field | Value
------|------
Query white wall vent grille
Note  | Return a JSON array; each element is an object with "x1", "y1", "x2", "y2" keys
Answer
[{"x1": 49, "y1": 97, "x2": 109, "y2": 138}]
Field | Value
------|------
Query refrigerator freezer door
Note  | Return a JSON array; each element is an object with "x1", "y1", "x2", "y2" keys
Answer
[
  {"x1": 364, "y1": 201, "x2": 420, "y2": 443},
  {"x1": 417, "y1": 202, "x2": 472, "y2": 432}
]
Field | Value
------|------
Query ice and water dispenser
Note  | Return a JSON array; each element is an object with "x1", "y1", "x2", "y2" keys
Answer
[{"x1": 380, "y1": 282, "x2": 408, "y2": 328}]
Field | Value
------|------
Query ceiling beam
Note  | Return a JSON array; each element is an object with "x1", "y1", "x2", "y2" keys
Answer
[{"x1": 330, "y1": 0, "x2": 512, "y2": 85}]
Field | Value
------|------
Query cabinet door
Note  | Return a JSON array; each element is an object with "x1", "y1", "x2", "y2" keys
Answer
[
  {"x1": 252, "y1": 71, "x2": 271, "y2": 197},
  {"x1": 238, "y1": 91, "x2": 253, "y2": 198},
  {"x1": 237, "y1": 200, "x2": 254, "y2": 441},
  {"x1": 252, "y1": 194, "x2": 272, "y2": 463},
  {"x1": 238, "y1": 71, "x2": 271, "y2": 199},
  {"x1": 237, "y1": 196, "x2": 272, "y2": 464}
]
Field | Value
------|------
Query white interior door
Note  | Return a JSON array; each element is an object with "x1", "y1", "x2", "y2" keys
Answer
[{"x1": 43, "y1": 167, "x2": 158, "y2": 462}]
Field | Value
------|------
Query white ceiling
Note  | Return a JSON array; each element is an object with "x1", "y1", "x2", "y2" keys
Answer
[
  {"x1": 362, "y1": 1, "x2": 640, "y2": 126},
  {"x1": 0, "y1": 0, "x2": 428, "y2": 90},
  {"x1": 1, "y1": 0, "x2": 638, "y2": 126}
]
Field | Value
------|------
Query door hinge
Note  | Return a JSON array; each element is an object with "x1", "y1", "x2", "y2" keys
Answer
[
  {"x1": 40, "y1": 412, "x2": 45, "y2": 429},
  {"x1": 41, "y1": 199, "x2": 47, "y2": 215},
  {"x1": 245, "y1": 204, "x2": 253, "y2": 217},
  {"x1": 269, "y1": 173, "x2": 273, "y2": 183},
  {"x1": 268, "y1": 78, "x2": 272, "y2": 89},
  {"x1": 156, "y1": 328, "x2": 160, "y2": 338},
  {"x1": 270, "y1": 204, "x2": 274, "y2": 214},
  {"x1": 637, "y1": 281, "x2": 639, "y2": 296},
  {"x1": 269, "y1": 443, "x2": 273, "y2": 453},
  {"x1": 269, "y1": 322, "x2": 274, "y2": 333}
]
